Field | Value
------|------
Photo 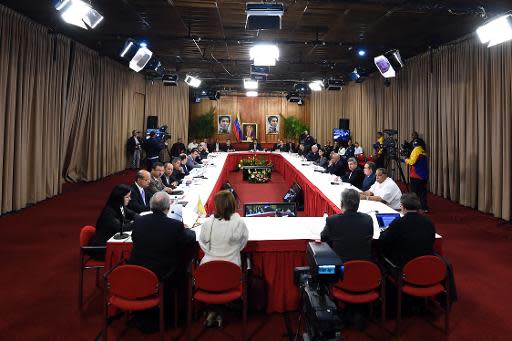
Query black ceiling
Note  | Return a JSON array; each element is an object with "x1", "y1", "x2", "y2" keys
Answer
[{"x1": 1, "y1": 0, "x2": 510, "y2": 94}]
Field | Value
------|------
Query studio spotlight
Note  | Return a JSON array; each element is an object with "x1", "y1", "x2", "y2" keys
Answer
[
  {"x1": 54, "y1": 0, "x2": 104, "y2": 30},
  {"x1": 308, "y1": 80, "x2": 324, "y2": 92},
  {"x1": 246, "y1": 91, "x2": 258, "y2": 97},
  {"x1": 326, "y1": 79, "x2": 343, "y2": 91},
  {"x1": 286, "y1": 92, "x2": 302, "y2": 103},
  {"x1": 162, "y1": 74, "x2": 178, "y2": 86},
  {"x1": 374, "y1": 50, "x2": 404, "y2": 78},
  {"x1": 208, "y1": 91, "x2": 221, "y2": 101},
  {"x1": 476, "y1": 14, "x2": 512, "y2": 47},
  {"x1": 185, "y1": 75, "x2": 202, "y2": 88},
  {"x1": 350, "y1": 68, "x2": 360, "y2": 81},
  {"x1": 244, "y1": 78, "x2": 259, "y2": 90},
  {"x1": 357, "y1": 49, "x2": 366, "y2": 57},
  {"x1": 250, "y1": 44, "x2": 279, "y2": 66},
  {"x1": 129, "y1": 45, "x2": 153, "y2": 72}
]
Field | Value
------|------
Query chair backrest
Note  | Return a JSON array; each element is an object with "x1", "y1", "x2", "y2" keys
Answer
[
  {"x1": 194, "y1": 260, "x2": 242, "y2": 292},
  {"x1": 108, "y1": 265, "x2": 159, "y2": 299},
  {"x1": 403, "y1": 255, "x2": 446, "y2": 287},
  {"x1": 334, "y1": 260, "x2": 381, "y2": 292},
  {"x1": 80, "y1": 225, "x2": 96, "y2": 247}
]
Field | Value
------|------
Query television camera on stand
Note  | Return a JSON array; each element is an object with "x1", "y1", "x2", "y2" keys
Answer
[
  {"x1": 378, "y1": 129, "x2": 409, "y2": 191},
  {"x1": 293, "y1": 242, "x2": 344, "y2": 341}
]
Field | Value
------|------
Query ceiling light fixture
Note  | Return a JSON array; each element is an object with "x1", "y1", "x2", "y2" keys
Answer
[
  {"x1": 185, "y1": 75, "x2": 202, "y2": 88},
  {"x1": 120, "y1": 40, "x2": 135, "y2": 58},
  {"x1": 374, "y1": 49, "x2": 404, "y2": 78},
  {"x1": 476, "y1": 14, "x2": 512, "y2": 47},
  {"x1": 244, "y1": 78, "x2": 259, "y2": 90},
  {"x1": 54, "y1": 0, "x2": 104, "y2": 30},
  {"x1": 357, "y1": 49, "x2": 366, "y2": 57},
  {"x1": 128, "y1": 46, "x2": 153, "y2": 72},
  {"x1": 250, "y1": 44, "x2": 279, "y2": 66},
  {"x1": 308, "y1": 80, "x2": 324, "y2": 92},
  {"x1": 246, "y1": 91, "x2": 258, "y2": 97}
]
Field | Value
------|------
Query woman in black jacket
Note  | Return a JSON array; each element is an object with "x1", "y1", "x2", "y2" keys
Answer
[{"x1": 89, "y1": 184, "x2": 138, "y2": 259}]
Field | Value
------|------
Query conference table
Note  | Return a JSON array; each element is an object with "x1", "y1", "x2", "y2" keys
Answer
[{"x1": 106, "y1": 151, "x2": 443, "y2": 313}]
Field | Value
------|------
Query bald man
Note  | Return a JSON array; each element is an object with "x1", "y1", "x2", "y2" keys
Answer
[{"x1": 128, "y1": 170, "x2": 152, "y2": 213}]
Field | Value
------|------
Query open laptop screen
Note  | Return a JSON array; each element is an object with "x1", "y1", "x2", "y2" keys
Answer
[{"x1": 375, "y1": 213, "x2": 400, "y2": 229}]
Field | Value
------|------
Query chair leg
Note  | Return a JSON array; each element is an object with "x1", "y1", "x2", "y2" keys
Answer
[{"x1": 96, "y1": 268, "x2": 101, "y2": 288}]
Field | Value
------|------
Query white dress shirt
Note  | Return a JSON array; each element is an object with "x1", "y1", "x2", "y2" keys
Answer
[
  {"x1": 354, "y1": 146, "x2": 363, "y2": 155},
  {"x1": 369, "y1": 177, "x2": 402, "y2": 210}
]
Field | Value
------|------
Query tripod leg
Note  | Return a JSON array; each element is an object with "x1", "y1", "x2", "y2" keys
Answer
[{"x1": 395, "y1": 159, "x2": 409, "y2": 191}]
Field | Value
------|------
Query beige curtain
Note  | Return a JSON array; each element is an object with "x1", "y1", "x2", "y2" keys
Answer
[
  {"x1": 310, "y1": 39, "x2": 512, "y2": 220},
  {"x1": 0, "y1": 5, "x2": 190, "y2": 214}
]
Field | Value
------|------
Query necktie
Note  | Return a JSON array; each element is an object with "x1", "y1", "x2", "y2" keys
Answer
[{"x1": 141, "y1": 189, "x2": 146, "y2": 205}]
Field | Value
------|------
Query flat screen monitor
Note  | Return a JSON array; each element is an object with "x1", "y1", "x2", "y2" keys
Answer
[
  {"x1": 244, "y1": 202, "x2": 297, "y2": 217},
  {"x1": 375, "y1": 213, "x2": 401, "y2": 230},
  {"x1": 145, "y1": 128, "x2": 164, "y2": 140},
  {"x1": 333, "y1": 128, "x2": 350, "y2": 141}
]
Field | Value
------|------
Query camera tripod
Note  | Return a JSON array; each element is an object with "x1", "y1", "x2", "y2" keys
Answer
[{"x1": 384, "y1": 156, "x2": 409, "y2": 192}]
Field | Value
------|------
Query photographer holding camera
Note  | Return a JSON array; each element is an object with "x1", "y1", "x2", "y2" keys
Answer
[{"x1": 403, "y1": 137, "x2": 429, "y2": 211}]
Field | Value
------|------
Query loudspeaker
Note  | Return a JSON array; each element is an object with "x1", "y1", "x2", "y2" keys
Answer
[
  {"x1": 147, "y1": 116, "x2": 158, "y2": 129},
  {"x1": 339, "y1": 119, "x2": 349, "y2": 130}
]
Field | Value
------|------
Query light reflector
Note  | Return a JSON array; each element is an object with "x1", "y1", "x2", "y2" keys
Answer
[
  {"x1": 129, "y1": 47, "x2": 153, "y2": 72},
  {"x1": 185, "y1": 75, "x2": 202, "y2": 88},
  {"x1": 374, "y1": 55, "x2": 396, "y2": 78},
  {"x1": 250, "y1": 44, "x2": 279, "y2": 66},
  {"x1": 54, "y1": 0, "x2": 104, "y2": 30},
  {"x1": 308, "y1": 80, "x2": 324, "y2": 92},
  {"x1": 244, "y1": 78, "x2": 259, "y2": 90},
  {"x1": 476, "y1": 14, "x2": 512, "y2": 47}
]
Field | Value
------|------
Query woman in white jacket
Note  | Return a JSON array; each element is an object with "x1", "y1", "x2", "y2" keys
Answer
[{"x1": 199, "y1": 190, "x2": 249, "y2": 326}]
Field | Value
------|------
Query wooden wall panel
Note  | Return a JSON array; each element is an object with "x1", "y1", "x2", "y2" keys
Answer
[{"x1": 190, "y1": 96, "x2": 310, "y2": 143}]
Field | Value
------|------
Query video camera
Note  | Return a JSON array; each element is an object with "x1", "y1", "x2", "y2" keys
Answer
[
  {"x1": 145, "y1": 126, "x2": 171, "y2": 142},
  {"x1": 294, "y1": 242, "x2": 344, "y2": 341},
  {"x1": 376, "y1": 129, "x2": 412, "y2": 159}
]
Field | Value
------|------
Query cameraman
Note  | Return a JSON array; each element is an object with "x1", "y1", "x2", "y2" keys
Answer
[
  {"x1": 373, "y1": 131, "x2": 384, "y2": 168},
  {"x1": 403, "y1": 139, "x2": 429, "y2": 211}
]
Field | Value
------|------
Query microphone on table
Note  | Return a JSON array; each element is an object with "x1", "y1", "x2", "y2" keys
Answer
[{"x1": 113, "y1": 209, "x2": 130, "y2": 240}]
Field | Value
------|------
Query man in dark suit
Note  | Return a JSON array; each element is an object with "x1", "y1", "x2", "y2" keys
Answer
[
  {"x1": 326, "y1": 153, "x2": 347, "y2": 177},
  {"x1": 144, "y1": 131, "x2": 165, "y2": 169},
  {"x1": 129, "y1": 192, "x2": 196, "y2": 280},
  {"x1": 379, "y1": 193, "x2": 436, "y2": 268},
  {"x1": 305, "y1": 144, "x2": 320, "y2": 162},
  {"x1": 272, "y1": 139, "x2": 285, "y2": 151},
  {"x1": 169, "y1": 137, "x2": 186, "y2": 158},
  {"x1": 321, "y1": 189, "x2": 373, "y2": 262},
  {"x1": 161, "y1": 161, "x2": 179, "y2": 188},
  {"x1": 221, "y1": 139, "x2": 235, "y2": 152},
  {"x1": 284, "y1": 140, "x2": 296, "y2": 153},
  {"x1": 127, "y1": 130, "x2": 143, "y2": 169},
  {"x1": 342, "y1": 157, "x2": 364, "y2": 189},
  {"x1": 361, "y1": 161, "x2": 376, "y2": 191},
  {"x1": 128, "y1": 170, "x2": 153, "y2": 213},
  {"x1": 249, "y1": 138, "x2": 262, "y2": 151}
]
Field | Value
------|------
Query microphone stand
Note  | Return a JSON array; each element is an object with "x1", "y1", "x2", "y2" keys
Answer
[{"x1": 113, "y1": 208, "x2": 130, "y2": 240}]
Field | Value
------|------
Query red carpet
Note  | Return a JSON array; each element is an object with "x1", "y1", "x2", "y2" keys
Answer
[{"x1": 0, "y1": 169, "x2": 511, "y2": 340}]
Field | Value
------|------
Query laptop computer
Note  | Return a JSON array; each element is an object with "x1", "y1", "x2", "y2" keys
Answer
[{"x1": 375, "y1": 213, "x2": 401, "y2": 231}]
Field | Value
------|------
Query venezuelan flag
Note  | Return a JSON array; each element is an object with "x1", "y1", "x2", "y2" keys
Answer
[{"x1": 233, "y1": 112, "x2": 242, "y2": 142}]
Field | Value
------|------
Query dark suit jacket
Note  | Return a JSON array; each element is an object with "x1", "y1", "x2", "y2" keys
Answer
[
  {"x1": 361, "y1": 173, "x2": 376, "y2": 191},
  {"x1": 342, "y1": 167, "x2": 364, "y2": 189},
  {"x1": 221, "y1": 143, "x2": 235, "y2": 152},
  {"x1": 321, "y1": 211, "x2": 374, "y2": 262},
  {"x1": 129, "y1": 211, "x2": 196, "y2": 279},
  {"x1": 326, "y1": 159, "x2": 347, "y2": 177},
  {"x1": 127, "y1": 136, "x2": 142, "y2": 153},
  {"x1": 284, "y1": 143, "x2": 296, "y2": 153},
  {"x1": 161, "y1": 173, "x2": 181, "y2": 188},
  {"x1": 170, "y1": 142, "x2": 186, "y2": 157},
  {"x1": 128, "y1": 183, "x2": 152, "y2": 213},
  {"x1": 248, "y1": 142, "x2": 262, "y2": 151},
  {"x1": 144, "y1": 138, "x2": 164, "y2": 158},
  {"x1": 272, "y1": 143, "x2": 285, "y2": 151},
  {"x1": 91, "y1": 205, "x2": 137, "y2": 247},
  {"x1": 379, "y1": 212, "x2": 435, "y2": 268},
  {"x1": 305, "y1": 151, "x2": 320, "y2": 162}
]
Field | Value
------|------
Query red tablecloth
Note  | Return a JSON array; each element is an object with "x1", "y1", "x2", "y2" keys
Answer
[{"x1": 106, "y1": 152, "x2": 443, "y2": 313}]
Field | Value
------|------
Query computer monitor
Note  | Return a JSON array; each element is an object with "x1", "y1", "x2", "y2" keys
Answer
[
  {"x1": 333, "y1": 128, "x2": 350, "y2": 141},
  {"x1": 244, "y1": 202, "x2": 297, "y2": 217},
  {"x1": 375, "y1": 213, "x2": 400, "y2": 230}
]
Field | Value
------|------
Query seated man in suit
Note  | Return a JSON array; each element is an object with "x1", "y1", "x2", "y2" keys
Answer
[
  {"x1": 210, "y1": 139, "x2": 222, "y2": 153},
  {"x1": 326, "y1": 153, "x2": 347, "y2": 177},
  {"x1": 148, "y1": 162, "x2": 174, "y2": 194},
  {"x1": 249, "y1": 138, "x2": 262, "y2": 151},
  {"x1": 222, "y1": 139, "x2": 235, "y2": 152},
  {"x1": 342, "y1": 158, "x2": 364, "y2": 189},
  {"x1": 272, "y1": 139, "x2": 285, "y2": 151},
  {"x1": 284, "y1": 140, "x2": 296, "y2": 153},
  {"x1": 305, "y1": 144, "x2": 320, "y2": 162},
  {"x1": 179, "y1": 153, "x2": 190, "y2": 175},
  {"x1": 128, "y1": 170, "x2": 153, "y2": 213},
  {"x1": 129, "y1": 192, "x2": 196, "y2": 280},
  {"x1": 360, "y1": 168, "x2": 402, "y2": 210},
  {"x1": 167, "y1": 157, "x2": 185, "y2": 182},
  {"x1": 297, "y1": 143, "x2": 306, "y2": 156},
  {"x1": 361, "y1": 161, "x2": 376, "y2": 191},
  {"x1": 186, "y1": 149, "x2": 202, "y2": 169},
  {"x1": 379, "y1": 193, "x2": 436, "y2": 268},
  {"x1": 161, "y1": 161, "x2": 179, "y2": 188},
  {"x1": 321, "y1": 189, "x2": 373, "y2": 262}
]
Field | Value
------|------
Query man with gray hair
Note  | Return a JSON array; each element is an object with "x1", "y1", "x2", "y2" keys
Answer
[
  {"x1": 360, "y1": 168, "x2": 402, "y2": 210},
  {"x1": 342, "y1": 157, "x2": 364, "y2": 189},
  {"x1": 320, "y1": 188, "x2": 374, "y2": 262},
  {"x1": 129, "y1": 191, "x2": 196, "y2": 280}
]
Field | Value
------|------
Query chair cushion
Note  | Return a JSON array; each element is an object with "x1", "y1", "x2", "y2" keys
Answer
[
  {"x1": 402, "y1": 283, "x2": 444, "y2": 297},
  {"x1": 331, "y1": 287, "x2": 379, "y2": 304},
  {"x1": 194, "y1": 287, "x2": 242, "y2": 304},
  {"x1": 109, "y1": 295, "x2": 160, "y2": 311}
]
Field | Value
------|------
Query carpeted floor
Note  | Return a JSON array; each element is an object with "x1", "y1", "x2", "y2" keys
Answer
[{"x1": 0, "y1": 168, "x2": 511, "y2": 340}]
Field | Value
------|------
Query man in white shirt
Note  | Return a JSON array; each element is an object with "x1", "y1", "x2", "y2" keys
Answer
[
  {"x1": 359, "y1": 168, "x2": 402, "y2": 210},
  {"x1": 187, "y1": 139, "x2": 198, "y2": 152},
  {"x1": 354, "y1": 142, "x2": 364, "y2": 156}
]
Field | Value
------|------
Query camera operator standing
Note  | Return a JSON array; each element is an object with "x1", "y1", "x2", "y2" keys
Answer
[
  {"x1": 373, "y1": 132, "x2": 385, "y2": 168},
  {"x1": 403, "y1": 138, "x2": 429, "y2": 211}
]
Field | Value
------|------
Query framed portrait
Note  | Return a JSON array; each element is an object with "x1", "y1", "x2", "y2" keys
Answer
[
  {"x1": 266, "y1": 114, "x2": 279, "y2": 134},
  {"x1": 217, "y1": 114, "x2": 232, "y2": 134},
  {"x1": 242, "y1": 123, "x2": 257, "y2": 142}
]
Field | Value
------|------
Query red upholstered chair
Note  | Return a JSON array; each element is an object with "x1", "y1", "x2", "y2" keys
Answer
[
  {"x1": 388, "y1": 255, "x2": 450, "y2": 335},
  {"x1": 356, "y1": 153, "x2": 367, "y2": 167},
  {"x1": 103, "y1": 264, "x2": 165, "y2": 341},
  {"x1": 79, "y1": 225, "x2": 105, "y2": 309},
  {"x1": 331, "y1": 260, "x2": 385, "y2": 323},
  {"x1": 187, "y1": 260, "x2": 248, "y2": 340}
]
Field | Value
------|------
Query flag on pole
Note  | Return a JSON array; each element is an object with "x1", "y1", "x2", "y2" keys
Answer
[
  {"x1": 195, "y1": 197, "x2": 206, "y2": 217},
  {"x1": 233, "y1": 112, "x2": 242, "y2": 142}
]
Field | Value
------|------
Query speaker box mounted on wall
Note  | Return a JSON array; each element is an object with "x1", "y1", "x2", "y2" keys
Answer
[
  {"x1": 339, "y1": 119, "x2": 349, "y2": 130},
  {"x1": 147, "y1": 116, "x2": 158, "y2": 129}
]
